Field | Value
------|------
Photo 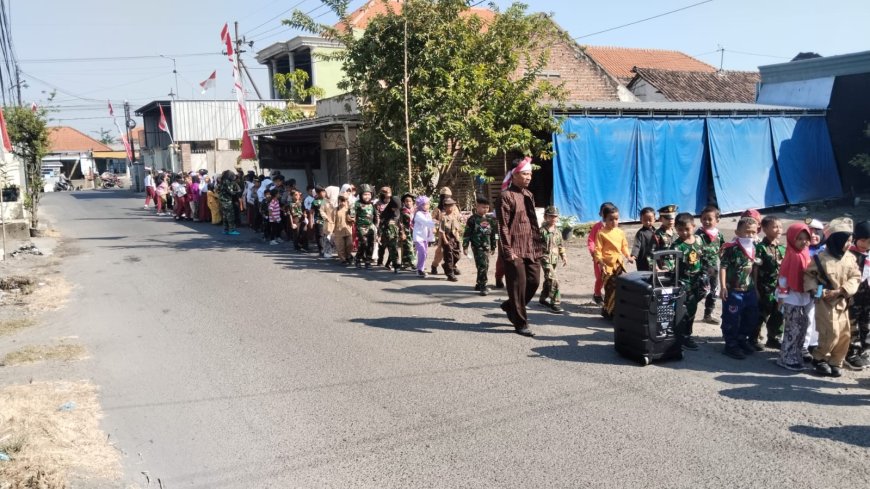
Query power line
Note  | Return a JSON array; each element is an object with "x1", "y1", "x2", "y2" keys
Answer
[
  {"x1": 244, "y1": 0, "x2": 312, "y2": 37},
  {"x1": 19, "y1": 52, "x2": 223, "y2": 64},
  {"x1": 574, "y1": 0, "x2": 714, "y2": 40}
]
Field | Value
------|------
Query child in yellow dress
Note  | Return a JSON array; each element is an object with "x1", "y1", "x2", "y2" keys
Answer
[{"x1": 594, "y1": 205, "x2": 635, "y2": 318}]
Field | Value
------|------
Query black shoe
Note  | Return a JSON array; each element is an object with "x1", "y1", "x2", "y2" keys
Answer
[
  {"x1": 539, "y1": 297, "x2": 549, "y2": 307},
  {"x1": 430, "y1": 265, "x2": 438, "y2": 276},
  {"x1": 479, "y1": 288, "x2": 488, "y2": 296},
  {"x1": 365, "y1": 263, "x2": 372, "y2": 270},
  {"x1": 376, "y1": 259, "x2": 384, "y2": 267},
  {"x1": 743, "y1": 342, "x2": 761, "y2": 353},
  {"x1": 394, "y1": 267, "x2": 399, "y2": 274},
  {"x1": 593, "y1": 295, "x2": 603, "y2": 305},
  {"x1": 454, "y1": 269, "x2": 461, "y2": 276},
  {"x1": 765, "y1": 339, "x2": 782, "y2": 350},
  {"x1": 723, "y1": 346, "x2": 746, "y2": 360},
  {"x1": 417, "y1": 270, "x2": 427, "y2": 277},
  {"x1": 683, "y1": 336, "x2": 700, "y2": 351},
  {"x1": 600, "y1": 309, "x2": 613, "y2": 320},
  {"x1": 802, "y1": 349, "x2": 813, "y2": 363},
  {"x1": 550, "y1": 304, "x2": 564, "y2": 314},
  {"x1": 355, "y1": 261, "x2": 362, "y2": 269},
  {"x1": 814, "y1": 361, "x2": 832, "y2": 376},
  {"x1": 515, "y1": 327, "x2": 535, "y2": 337},
  {"x1": 500, "y1": 301, "x2": 509, "y2": 313},
  {"x1": 494, "y1": 279, "x2": 504, "y2": 289},
  {"x1": 447, "y1": 275, "x2": 458, "y2": 282},
  {"x1": 829, "y1": 365, "x2": 843, "y2": 377},
  {"x1": 843, "y1": 355, "x2": 869, "y2": 370}
]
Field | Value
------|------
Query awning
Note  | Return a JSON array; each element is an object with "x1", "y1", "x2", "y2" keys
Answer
[{"x1": 248, "y1": 115, "x2": 362, "y2": 137}]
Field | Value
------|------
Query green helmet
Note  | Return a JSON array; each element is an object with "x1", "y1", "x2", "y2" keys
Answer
[{"x1": 359, "y1": 184, "x2": 373, "y2": 196}]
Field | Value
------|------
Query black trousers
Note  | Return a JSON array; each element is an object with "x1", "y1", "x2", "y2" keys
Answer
[
  {"x1": 502, "y1": 257, "x2": 541, "y2": 329},
  {"x1": 441, "y1": 239, "x2": 460, "y2": 278}
]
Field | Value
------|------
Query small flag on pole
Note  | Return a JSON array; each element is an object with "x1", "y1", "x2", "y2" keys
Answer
[
  {"x1": 221, "y1": 23, "x2": 234, "y2": 58},
  {"x1": 157, "y1": 104, "x2": 174, "y2": 143},
  {"x1": 108, "y1": 100, "x2": 114, "y2": 117},
  {"x1": 200, "y1": 71, "x2": 217, "y2": 94}
]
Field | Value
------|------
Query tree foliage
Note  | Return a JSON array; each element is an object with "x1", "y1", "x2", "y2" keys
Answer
[
  {"x1": 259, "y1": 69, "x2": 326, "y2": 126},
  {"x1": 5, "y1": 105, "x2": 51, "y2": 228},
  {"x1": 286, "y1": 0, "x2": 565, "y2": 194},
  {"x1": 92, "y1": 127, "x2": 117, "y2": 146}
]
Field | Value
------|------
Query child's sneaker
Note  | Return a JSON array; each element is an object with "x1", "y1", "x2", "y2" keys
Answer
[
  {"x1": 723, "y1": 346, "x2": 746, "y2": 360},
  {"x1": 269, "y1": 240, "x2": 279, "y2": 245},
  {"x1": 550, "y1": 304, "x2": 564, "y2": 314},
  {"x1": 765, "y1": 338, "x2": 782, "y2": 350},
  {"x1": 447, "y1": 275, "x2": 458, "y2": 282},
  {"x1": 494, "y1": 279, "x2": 504, "y2": 289},
  {"x1": 802, "y1": 349, "x2": 814, "y2": 363},
  {"x1": 829, "y1": 365, "x2": 843, "y2": 378},
  {"x1": 593, "y1": 295, "x2": 603, "y2": 305},
  {"x1": 417, "y1": 270, "x2": 427, "y2": 277},
  {"x1": 844, "y1": 354, "x2": 870, "y2": 370},
  {"x1": 813, "y1": 360, "x2": 832, "y2": 376},
  {"x1": 430, "y1": 265, "x2": 438, "y2": 276},
  {"x1": 682, "y1": 336, "x2": 700, "y2": 351},
  {"x1": 479, "y1": 288, "x2": 488, "y2": 297},
  {"x1": 703, "y1": 314, "x2": 720, "y2": 325},
  {"x1": 746, "y1": 341, "x2": 763, "y2": 353}
]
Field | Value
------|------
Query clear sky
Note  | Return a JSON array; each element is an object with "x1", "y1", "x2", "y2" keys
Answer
[{"x1": 9, "y1": 0, "x2": 869, "y2": 140}]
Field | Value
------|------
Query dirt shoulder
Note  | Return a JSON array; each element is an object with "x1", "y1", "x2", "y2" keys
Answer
[{"x1": 0, "y1": 231, "x2": 126, "y2": 488}]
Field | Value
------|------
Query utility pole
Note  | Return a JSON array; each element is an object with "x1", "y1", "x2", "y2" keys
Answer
[
  {"x1": 124, "y1": 101, "x2": 140, "y2": 191},
  {"x1": 160, "y1": 55, "x2": 179, "y2": 99},
  {"x1": 403, "y1": 19, "x2": 413, "y2": 192},
  {"x1": 233, "y1": 22, "x2": 263, "y2": 100},
  {"x1": 14, "y1": 64, "x2": 21, "y2": 106},
  {"x1": 718, "y1": 45, "x2": 725, "y2": 71}
]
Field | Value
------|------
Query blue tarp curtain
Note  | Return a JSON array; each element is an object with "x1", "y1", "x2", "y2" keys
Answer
[{"x1": 553, "y1": 116, "x2": 843, "y2": 222}]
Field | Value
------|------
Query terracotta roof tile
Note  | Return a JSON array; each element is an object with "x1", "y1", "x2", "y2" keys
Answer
[
  {"x1": 335, "y1": 0, "x2": 495, "y2": 31},
  {"x1": 630, "y1": 68, "x2": 760, "y2": 103},
  {"x1": 584, "y1": 46, "x2": 716, "y2": 84},
  {"x1": 48, "y1": 126, "x2": 113, "y2": 153}
]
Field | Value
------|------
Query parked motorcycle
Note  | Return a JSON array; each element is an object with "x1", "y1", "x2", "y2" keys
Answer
[
  {"x1": 54, "y1": 175, "x2": 73, "y2": 192},
  {"x1": 100, "y1": 172, "x2": 124, "y2": 189}
]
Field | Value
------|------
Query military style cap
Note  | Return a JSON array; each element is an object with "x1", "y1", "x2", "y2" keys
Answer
[
  {"x1": 439, "y1": 187, "x2": 453, "y2": 196},
  {"x1": 658, "y1": 204, "x2": 678, "y2": 218},
  {"x1": 359, "y1": 184, "x2": 373, "y2": 195},
  {"x1": 826, "y1": 217, "x2": 853, "y2": 235},
  {"x1": 442, "y1": 197, "x2": 457, "y2": 206},
  {"x1": 805, "y1": 218, "x2": 825, "y2": 230},
  {"x1": 544, "y1": 206, "x2": 560, "y2": 216}
]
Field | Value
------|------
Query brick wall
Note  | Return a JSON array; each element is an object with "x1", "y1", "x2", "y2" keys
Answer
[{"x1": 526, "y1": 32, "x2": 622, "y2": 102}]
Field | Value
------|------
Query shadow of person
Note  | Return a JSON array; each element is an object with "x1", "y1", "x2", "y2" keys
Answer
[
  {"x1": 715, "y1": 374, "x2": 870, "y2": 407},
  {"x1": 529, "y1": 341, "x2": 637, "y2": 366},
  {"x1": 789, "y1": 425, "x2": 870, "y2": 448},
  {"x1": 348, "y1": 316, "x2": 512, "y2": 334}
]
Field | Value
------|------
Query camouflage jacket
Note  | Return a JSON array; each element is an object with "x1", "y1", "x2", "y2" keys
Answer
[
  {"x1": 756, "y1": 238, "x2": 785, "y2": 301},
  {"x1": 463, "y1": 214, "x2": 498, "y2": 251},
  {"x1": 721, "y1": 243, "x2": 756, "y2": 292},
  {"x1": 649, "y1": 227, "x2": 677, "y2": 271},
  {"x1": 352, "y1": 201, "x2": 378, "y2": 228},
  {"x1": 541, "y1": 227, "x2": 566, "y2": 265}
]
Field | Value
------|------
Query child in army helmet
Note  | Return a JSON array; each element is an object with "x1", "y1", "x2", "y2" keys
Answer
[
  {"x1": 351, "y1": 184, "x2": 379, "y2": 269},
  {"x1": 539, "y1": 206, "x2": 568, "y2": 313},
  {"x1": 463, "y1": 197, "x2": 498, "y2": 295}
]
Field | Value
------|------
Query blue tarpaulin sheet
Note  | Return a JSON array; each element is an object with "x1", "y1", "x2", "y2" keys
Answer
[
  {"x1": 770, "y1": 117, "x2": 843, "y2": 203},
  {"x1": 553, "y1": 115, "x2": 841, "y2": 222},
  {"x1": 706, "y1": 118, "x2": 787, "y2": 214},
  {"x1": 636, "y1": 119, "x2": 708, "y2": 217},
  {"x1": 553, "y1": 118, "x2": 638, "y2": 221}
]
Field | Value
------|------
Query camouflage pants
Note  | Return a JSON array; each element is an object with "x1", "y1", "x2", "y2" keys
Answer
[
  {"x1": 401, "y1": 237, "x2": 415, "y2": 269},
  {"x1": 540, "y1": 261, "x2": 561, "y2": 305},
  {"x1": 386, "y1": 240, "x2": 400, "y2": 269},
  {"x1": 754, "y1": 293, "x2": 784, "y2": 343},
  {"x1": 472, "y1": 246, "x2": 490, "y2": 288},
  {"x1": 356, "y1": 226, "x2": 376, "y2": 264},
  {"x1": 220, "y1": 199, "x2": 235, "y2": 231}
]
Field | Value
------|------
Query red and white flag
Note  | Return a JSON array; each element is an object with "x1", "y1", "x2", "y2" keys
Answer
[
  {"x1": 158, "y1": 104, "x2": 173, "y2": 143},
  {"x1": 0, "y1": 108, "x2": 13, "y2": 152},
  {"x1": 107, "y1": 100, "x2": 134, "y2": 163},
  {"x1": 30, "y1": 102, "x2": 37, "y2": 113},
  {"x1": 220, "y1": 22, "x2": 255, "y2": 160},
  {"x1": 200, "y1": 70, "x2": 217, "y2": 94}
]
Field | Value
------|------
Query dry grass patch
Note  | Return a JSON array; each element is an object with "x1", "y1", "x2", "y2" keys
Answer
[
  {"x1": 0, "y1": 381, "x2": 121, "y2": 488},
  {"x1": 0, "y1": 344, "x2": 87, "y2": 367},
  {"x1": 0, "y1": 318, "x2": 35, "y2": 336},
  {"x1": 0, "y1": 276, "x2": 34, "y2": 295}
]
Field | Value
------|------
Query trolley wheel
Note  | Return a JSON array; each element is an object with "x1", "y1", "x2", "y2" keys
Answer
[{"x1": 641, "y1": 356, "x2": 650, "y2": 366}]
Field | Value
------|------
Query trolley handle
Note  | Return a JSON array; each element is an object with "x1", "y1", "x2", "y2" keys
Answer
[{"x1": 651, "y1": 250, "x2": 681, "y2": 289}]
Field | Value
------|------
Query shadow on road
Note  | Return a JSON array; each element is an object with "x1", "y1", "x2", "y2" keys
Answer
[
  {"x1": 348, "y1": 316, "x2": 512, "y2": 334},
  {"x1": 789, "y1": 425, "x2": 870, "y2": 448},
  {"x1": 715, "y1": 374, "x2": 870, "y2": 406}
]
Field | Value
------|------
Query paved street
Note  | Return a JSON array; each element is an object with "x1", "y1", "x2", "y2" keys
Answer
[{"x1": 33, "y1": 190, "x2": 870, "y2": 488}]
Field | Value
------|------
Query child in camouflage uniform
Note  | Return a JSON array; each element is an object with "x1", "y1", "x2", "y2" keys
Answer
[
  {"x1": 539, "y1": 206, "x2": 568, "y2": 313},
  {"x1": 846, "y1": 221, "x2": 870, "y2": 369},
  {"x1": 218, "y1": 171, "x2": 241, "y2": 235},
  {"x1": 719, "y1": 217, "x2": 760, "y2": 360},
  {"x1": 650, "y1": 204, "x2": 678, "y2": 271},
  {"x1": 696, "y1": 205, "x2": 725, "y2": 324},
  {"x1": 352, "y1": 184, "x2": 379, "y2": 269},
  {"x1": 463, "y1": 197, "x2": 498, "y2": 296},
  {"x1": 399, "y1": 193, "x2": 416, "y2": 270},
  {"x1": 673, "y1": 213, "x2": 708, "y2": 351},
  {"x1": 753, "y1": 216, "x2": 785, "y2": 350}
]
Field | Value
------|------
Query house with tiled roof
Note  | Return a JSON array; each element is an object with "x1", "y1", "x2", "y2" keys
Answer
[
  {"x1": 627, "y1": 68, "x2": 760, "y2": 103},
  {"x1": 334, "y1": 0, "x2": 495, "y2": 31},
  {"x1": 43, "y1": 126, "x2": 112, "y2": 180},
  {"x1": 583, "y1": 46, "x2": 717, "y2": 85}
]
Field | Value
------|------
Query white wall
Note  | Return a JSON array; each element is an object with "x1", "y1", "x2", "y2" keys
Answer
[{"x1": 630, "y1": 79, "x2": 669, "y2": 102}]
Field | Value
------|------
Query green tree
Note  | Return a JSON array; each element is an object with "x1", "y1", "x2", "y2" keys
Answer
[
  {"x1": 259, "y1": 69, "x2": 326, "y2": 126},
  {"x1": 287, "y1": 0, "x2": 565, "y2": 194},
  {"x1": 5, "y1": 105, "x2": 51, "y2": 229},
  {"x1": 92, "y1": 127, "x2": 118, "y2": 146}
]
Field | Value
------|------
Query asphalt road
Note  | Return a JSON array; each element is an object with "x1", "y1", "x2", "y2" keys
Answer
[{"x1": 38, "y1": 190, "x2": 870, "y2": 488}]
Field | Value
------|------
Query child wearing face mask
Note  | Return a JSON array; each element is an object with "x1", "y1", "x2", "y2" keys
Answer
[
  {"x1": 805, "y1": 217, "x2": 861, "y2": 378},
  {"x1": 719, "y1": 217, "x2": 760, "y2": 360},
  {"x1": 776, "y1": 223, "x2": 814, "y2": 371}
]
